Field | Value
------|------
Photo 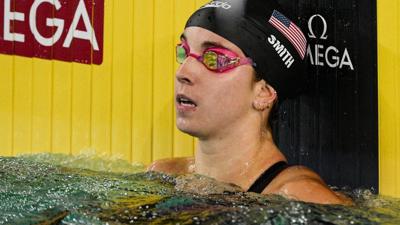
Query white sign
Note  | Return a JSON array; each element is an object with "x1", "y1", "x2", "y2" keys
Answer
[
  {"x1": 2, "y1": 0, "x2": 99, "y2": 50},
  {"x1": 306, "y1": 14, "x2": 354, "y2": 70}
]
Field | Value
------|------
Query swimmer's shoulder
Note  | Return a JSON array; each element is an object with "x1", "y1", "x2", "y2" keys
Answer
[
  {"x1": 263, "y1": 165, "x2": 353, "y2": 205},
  {"x1": 147, "y1": 157, "x2": 195, "y2": 175}
]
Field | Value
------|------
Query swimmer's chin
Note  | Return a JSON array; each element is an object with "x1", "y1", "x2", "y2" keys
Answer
[{"x1": 176, "y1": 122, "x2": 206, "y2": 138}]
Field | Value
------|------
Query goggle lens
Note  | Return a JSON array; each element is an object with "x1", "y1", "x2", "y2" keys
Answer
[
  {"x1": 203, "y1": 51, "x2": 218, "y2": 70},
  {"x1": 176, "y1": 45, "x2": 187, "y2": 64}
]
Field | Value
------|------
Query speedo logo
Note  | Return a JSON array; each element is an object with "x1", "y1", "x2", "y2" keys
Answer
[
  {"x1": 267, "y1": 34, "x2": 295, "y2": 69},
  {"x1": 201, "y1": 1, "x2": 231, "y2": 10}
]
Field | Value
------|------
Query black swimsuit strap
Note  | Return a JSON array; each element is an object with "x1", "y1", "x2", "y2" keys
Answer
[{"x1": 247, "y1": 161, "x2": 289, "y2": 193}]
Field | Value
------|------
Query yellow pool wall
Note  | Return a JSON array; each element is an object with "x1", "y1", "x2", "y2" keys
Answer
[
  {"x1": 378, "y1": 0, "x2": 400, "y2": 197},
  {"x1": 0, "y1": 0, "x2": 209, "y2": 163}
]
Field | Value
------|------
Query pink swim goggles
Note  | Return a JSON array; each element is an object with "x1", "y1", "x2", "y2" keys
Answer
[{"x1": 176, "y1": 41, "x2": 255, "y2": 73}]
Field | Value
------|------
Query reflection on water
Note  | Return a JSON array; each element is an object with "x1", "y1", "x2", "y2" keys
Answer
[{"x1": 0, "y1": 153, "x2": 399, "y2": 225}]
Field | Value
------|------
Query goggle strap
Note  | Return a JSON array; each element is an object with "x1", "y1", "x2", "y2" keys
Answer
[{"x1": 239, "y1": 58, "x2": 255, "y2": 67}]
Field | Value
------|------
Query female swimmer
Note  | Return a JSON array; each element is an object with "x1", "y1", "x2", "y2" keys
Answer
[{"x1": 148, "y1": 0, "x2": 351, "y2": 205}]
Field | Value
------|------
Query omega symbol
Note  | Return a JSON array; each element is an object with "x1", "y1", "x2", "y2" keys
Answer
[{"x1": 308, "y1": 14, "x2": 328, "y2": 40}]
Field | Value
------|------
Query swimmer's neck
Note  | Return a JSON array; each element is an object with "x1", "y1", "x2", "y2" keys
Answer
[{"x1": 194, "y1": 126, "x2": 286, "y2": 190}]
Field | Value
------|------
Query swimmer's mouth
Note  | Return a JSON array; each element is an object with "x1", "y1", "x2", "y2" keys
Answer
[{"x1": 176, "y1": 94, "x2": 197, "y2": 107}]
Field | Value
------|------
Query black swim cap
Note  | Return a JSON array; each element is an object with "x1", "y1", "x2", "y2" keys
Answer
[{"x1": 185, "y1": 0, "x2": 308, "y2": 99}]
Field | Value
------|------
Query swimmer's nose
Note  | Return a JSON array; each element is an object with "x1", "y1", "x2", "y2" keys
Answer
[{"x1": 176, "y1": 59, "x2": 197, "y2": 85}]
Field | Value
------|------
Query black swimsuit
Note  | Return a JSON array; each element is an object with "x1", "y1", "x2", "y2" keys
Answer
[{"x1": 247, "y1": 161, "x2": 289, "y2": 193}]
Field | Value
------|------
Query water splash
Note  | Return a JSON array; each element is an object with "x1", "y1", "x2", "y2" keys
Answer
[
  {"x1": 1, "y1": 153, "x2": 400, "y2": 224},
  {"x1": 19, "y1": 149, "x2": 145, "y2": 174}
]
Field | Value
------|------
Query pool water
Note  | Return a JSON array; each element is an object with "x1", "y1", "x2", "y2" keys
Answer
[{"x1": 0, "y1": 153, "x2": 399, "y2": 225}]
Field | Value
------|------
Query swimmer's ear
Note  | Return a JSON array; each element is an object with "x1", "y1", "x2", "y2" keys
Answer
[{"x1": 252, "y1": 80, "x2": 277, "y2": 111}]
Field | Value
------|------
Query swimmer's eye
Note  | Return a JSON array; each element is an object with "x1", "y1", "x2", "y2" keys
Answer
[{"x1": 203, "y1": 50, "x2": 240, "y2": 71}]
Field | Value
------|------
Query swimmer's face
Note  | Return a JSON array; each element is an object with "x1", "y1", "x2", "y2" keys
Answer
[{"x1": 175, "y1": 27, "x2": 258, "y2": 139}]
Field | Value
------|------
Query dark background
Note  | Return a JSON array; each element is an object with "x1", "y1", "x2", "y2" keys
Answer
[{"x1": 273, "y1": 0, "x2": 378, "y2": 191}]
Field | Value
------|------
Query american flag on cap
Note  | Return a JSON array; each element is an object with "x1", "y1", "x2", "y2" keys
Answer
[{"x1": 268, "y1": 10, "x2": 307, "y2": 59}]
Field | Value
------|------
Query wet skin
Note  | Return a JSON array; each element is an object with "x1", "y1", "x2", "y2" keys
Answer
[{"x1": 148, "y1": 27, "x2": 352, "y2": 205}]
